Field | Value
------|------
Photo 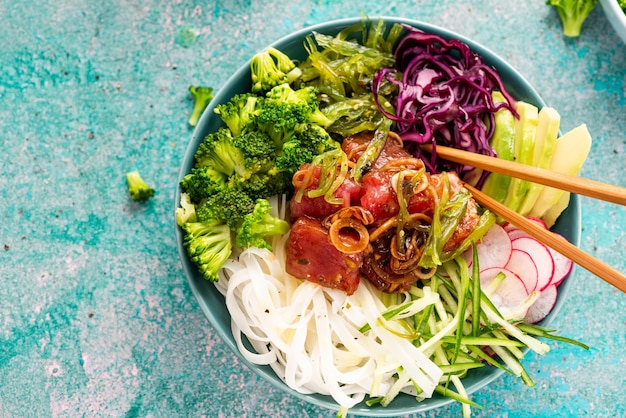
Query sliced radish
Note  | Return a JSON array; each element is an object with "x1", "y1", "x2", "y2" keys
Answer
[
  {"x1": 480, "y1": 267, "x2": 530, "y2": 320},
  {"x1": 502, "y1": 222, "x2": 516, "y2": 232},
  {"x1": 511, "y1": 237, "x2": 555, "y2": 291},
  {"x1": 507, "y1": 228, "x2": 529, "y2": 241},
  {"x1": 505, "y1": 249, "x2": 539, "y2": 293},
  {"x1": 547, "y1": 245, "x2": 573, "y2": 287},
  {"x1": 465, "y1": 223, "x2": 512, "y2": 270},
  {"x1": 525, "y1": 285, "x2": 558, "y2": 324}
]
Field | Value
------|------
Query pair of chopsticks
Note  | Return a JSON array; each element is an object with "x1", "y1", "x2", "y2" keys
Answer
[{"x1": 421, "y1": 144, "x2": 626, "y2": 294}]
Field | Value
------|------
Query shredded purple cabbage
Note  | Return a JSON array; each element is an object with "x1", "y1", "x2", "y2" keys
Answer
[{"x1": 372, "y1": 25, "x2": 518, "y2": 186}]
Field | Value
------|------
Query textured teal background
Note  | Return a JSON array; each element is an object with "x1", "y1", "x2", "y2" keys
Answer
[{"x1": 1, "y1": 1, "x2": 625, "y2": 417}]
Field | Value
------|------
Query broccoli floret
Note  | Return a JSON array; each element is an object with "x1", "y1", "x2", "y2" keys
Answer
[
  {"x1": 126, "y1": 170, "x2": 155, "y2": 202},
  {"x1": 183, "y1": 221, "x2": 232, "y2": 281},
  {"x1": 255, "y1": 101, "x2": 302, "y2": 148},
  {"x1": 194, "y1": 128, "x2": 242, "y2": 176},
  {"x1": 214, "y1": 93, "x2": 262, "y2": 136},
  {"x1": 275, "y1": 124, "x2": 340, "y2": 174},
  {"x1": 194, "y1": 128, "x2": 276, "y2": 179},
  {"x1": 231, "y1": 130, "x2": 277, "y2": 175},
  {"x1": 620, "y1": 0, "x2": 626, "y2": 9},
  {"x1": 265, "y1": 84, "x2": 331, "y2": 127},
  {"x1": 546, "y1": 0, "x2": 598, "y2": 37},
  {"x1": 180, "y1": 167, "x2": 227, "y2": 203},
  {"x1": 228, "y1": 169, "x2": 293, "y2": 199},
  {"x1": 176, "y1": 192, "x2": 197, "y2": 226},
  {"x1": 275, "y1": 139, "x2": 314, "y2": 174},
  {"x1": 256, "y1": 84, "x2": 331, "y2": 148},
  {"x1": 250, "y1": 47, "x2": 301, "y2": 93},
  {"x1": 196, "y1": 188, "x2": 256, "y2": 230},
  {"x1": 236, "y1": 199, "x2": 290, "y2": 250},
  {"x1": 189, "y1": 86, "x2": 214, "y2": 127}
]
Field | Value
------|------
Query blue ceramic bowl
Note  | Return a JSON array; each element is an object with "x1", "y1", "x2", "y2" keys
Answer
[
  {"x1": 600, "y1": 0, "x2": 626, "y2": 44},
  {"x1": 175, "y1": 17, "x2": 581, "y2": 416}
]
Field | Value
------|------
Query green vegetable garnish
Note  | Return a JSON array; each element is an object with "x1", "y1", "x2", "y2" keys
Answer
[
  {"x1": 188, "y1": 85, "x2": 214, "y2": 127},
  {"x1": 546, "y1": 0, "x2": 599, "y2": 37},
  {"x1": 125, "y1": 170, "x2": 155, "y2": 202}
]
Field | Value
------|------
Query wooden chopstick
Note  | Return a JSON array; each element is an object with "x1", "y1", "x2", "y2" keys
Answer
[
  {"x1": 421, "y1": 144, "x2": 626, "y2": 206},
  {"x1": 464, "y1": 183, "x2": 626, "y2": 293}
]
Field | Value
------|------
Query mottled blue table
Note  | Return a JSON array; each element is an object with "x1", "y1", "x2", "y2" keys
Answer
[{"x1": 1, "y1": 1, "x2": 625, "y2": 417}]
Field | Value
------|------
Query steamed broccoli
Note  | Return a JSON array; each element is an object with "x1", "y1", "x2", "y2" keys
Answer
[
  {"x1": 546, "y1": 0, "x2": 598, "y2": 37},
  {"x1": 275, "y1": 124, "x2": 341, "y2": 174},
  {"x1": 250, "y1": 47, "x2": 302, "y2": 93},
  {"x1": 214, "y1": 93, "x2": 262, "y2": 136},
  {"x1": 196, "y1": 188, "x2": 256, "y2": 230},
  {"x1": 183, "y1": 221, "x2": 232, "y2": 282},
  {"x1": 176, "y1": 192, "x2": 197, "y2": 226},
  {"x1": 194, "y1": 128, "x2": 241, "y2": 175},
  {"x1": 180, "y1": 167, "x2": 227, "y2": 203},
  {"x1": 231, "y1": 130, "x2": 277, "y2": 175},
  {"x1": 265, "y1": 84, "x2": 331, "y2": 127},
  {"x1": 194, "y1": 128, "x2": 275, "y2": 179},
  {"x1": 126, "y1": 170, "x2": 155, "y2": 202},
  {"x1": 256, "y1": 84, "x2": 331, "y2": 148},
  {"x1": 227, "y1": 170, "x2": 293, "y2": 200},
  {"x1": 236, "y1": 199, "x2": 290, "y2": 250},
  {"x1": 188, "y1": 86, "x2": 214, "y2": 127},
  {"x1": 178, "y1": 46, "x2": 350, "y2": 283}
]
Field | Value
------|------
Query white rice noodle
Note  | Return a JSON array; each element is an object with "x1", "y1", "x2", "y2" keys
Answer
[{"x1": 216, "y1": 195, "x2": 444, "y2": 409}]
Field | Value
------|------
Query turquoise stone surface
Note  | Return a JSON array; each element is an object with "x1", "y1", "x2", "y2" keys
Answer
[{"x1": 1, "y1": 1, "x2": 624, "y2": 417}]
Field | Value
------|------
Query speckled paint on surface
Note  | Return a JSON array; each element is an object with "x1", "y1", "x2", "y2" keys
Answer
[{"x1": 1, "y1": 1, "x2": 625, "y2": 417}]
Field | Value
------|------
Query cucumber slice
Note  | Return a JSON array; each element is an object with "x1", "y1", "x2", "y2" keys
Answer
[
  {"x1": 518, "y1": 106, "x2": 561, "y2": 216},
  {"x1": 502, "y1": 101, "x2": 538, "y2": 212},
  {"x1": 481, "y1": 91, "x2": 516, "y2": 203},
  {"x1": 528, "y1": 124, "x2": 592, "y2": 222}
]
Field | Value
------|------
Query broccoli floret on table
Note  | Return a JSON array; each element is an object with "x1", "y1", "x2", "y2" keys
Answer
[
  {"x1": 125, "y1": 170, "x2": 155, "y2": 202},
  {"x1": 546, "y1": 0, "x2": 598, "y2": 37},
  {"x1": 188, "y1": 86, "x2": 214, "y2": 127},
  {"x1": 236, "y1": 199, "x2": 290, "y2": 250}
]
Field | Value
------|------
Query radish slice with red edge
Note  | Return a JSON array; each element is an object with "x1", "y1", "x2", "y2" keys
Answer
[
  {"x1": 525, "y1": 284, "x2": 558, "y2": 324},
  {"x1": 479, "y1": 267, "x2": 530, "y2": 320},
  {"x1": 465, "y1": 223, "x2": 512, "y2": 270},
  {"x1": 547, "y1": 242, "x2": 573, "y2": 287},
  {"x1": 505, "y1": 249, "x2": 539, "y2": 292},
  {"x1": 502, "y1": 222, "x2": 516, "y2": 232},
  {"x1": 511, "y1": 237, "x2": 555, "y2": 291},
  {"x1": 507, "y1": 228, "x2": 529, "y2": 241}
]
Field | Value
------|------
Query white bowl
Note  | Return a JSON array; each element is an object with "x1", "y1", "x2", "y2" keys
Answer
[{"x1": 600, "y1": 0, "x2": 626, "y2": 43}]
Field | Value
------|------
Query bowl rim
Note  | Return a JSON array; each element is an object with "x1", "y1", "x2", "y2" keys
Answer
[
  {"x1": 600, "y1": 0, "x2": 626, "y2": 43},
  {"x1": 175, "y1": 16, "x2": 582, "y2": 416}
]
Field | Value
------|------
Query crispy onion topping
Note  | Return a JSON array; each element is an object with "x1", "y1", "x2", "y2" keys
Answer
[
  {"x1": 324, "y1": 207, "x2": 374, "y2": 254},
  {"x1": 328, "y1": 217, "x2": 371, "y2": 254}
]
